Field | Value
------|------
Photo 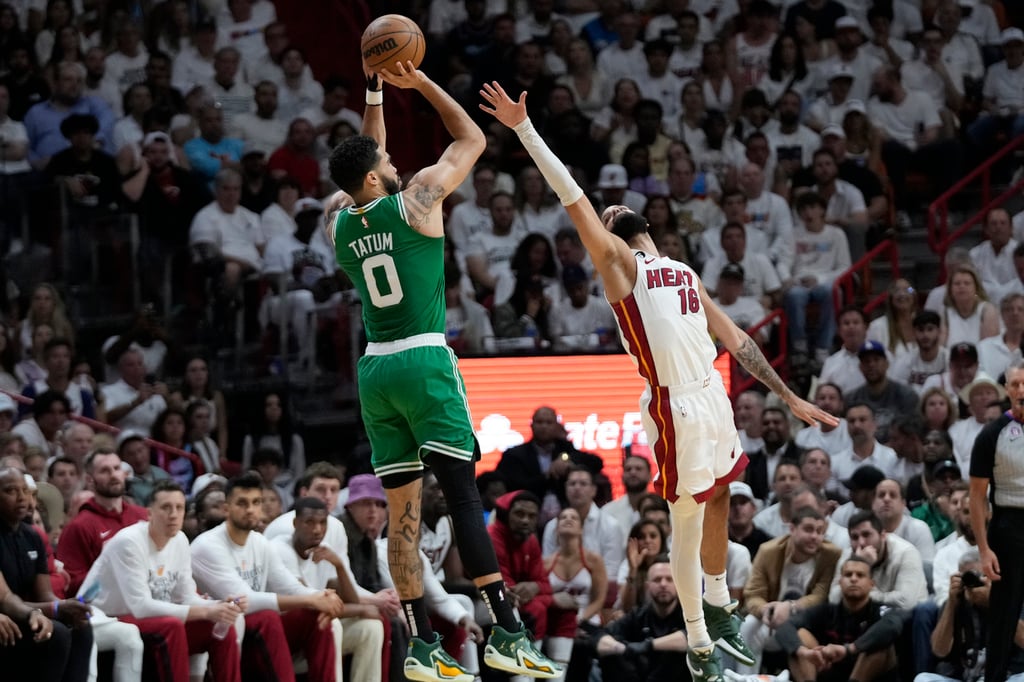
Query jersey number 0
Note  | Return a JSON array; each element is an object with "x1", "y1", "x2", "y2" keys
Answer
[{"x1": 362, "y1": 253, "x2": 404, "y2": 307}]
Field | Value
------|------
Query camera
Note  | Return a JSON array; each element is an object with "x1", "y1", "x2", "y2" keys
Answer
[{"x1": 961, "y1": 569, "x2": 984, "y2": 589}]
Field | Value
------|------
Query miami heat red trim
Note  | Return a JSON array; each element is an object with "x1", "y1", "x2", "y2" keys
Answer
[
  {"x1": 648, "y1": 385, "x2": 679, "y2": 503},
  {"x1": 612, "y1": 294, "x2": 659, "y2": 386}
]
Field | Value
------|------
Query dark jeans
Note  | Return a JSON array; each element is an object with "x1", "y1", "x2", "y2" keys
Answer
[{"x1": 986, "y1": 507, "x2": 1024, "y2": 682}]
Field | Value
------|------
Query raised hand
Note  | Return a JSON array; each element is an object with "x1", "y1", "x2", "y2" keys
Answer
[
  {"x1": 479, "y1": 81, "x2": 528, "y2": 128},
  {"x1": 377, "y1": 61, "x2": 426, "y2": 90}
]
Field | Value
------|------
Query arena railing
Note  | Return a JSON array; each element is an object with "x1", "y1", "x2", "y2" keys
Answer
[
  {"x1": 728, "y1": 307, "x2": 787, "y2": 396},
  {"x1": 831, "y1": 239, "x2": 900, "y2": 316},
  {"x1": 928, "y1": 134, "x2": 1024, "y2": 281},
  {"x1": 1, "y1": 388, "x2": 206, "y2": 474}
]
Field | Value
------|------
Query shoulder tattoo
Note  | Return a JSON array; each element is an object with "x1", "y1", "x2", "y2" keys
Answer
[{"x1": 404, "y1": 184, "x2": 446, "y2": 227}]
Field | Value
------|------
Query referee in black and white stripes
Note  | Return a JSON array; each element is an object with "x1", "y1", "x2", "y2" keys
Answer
[{"x1": 970, "y1": 359, "x2": 1024, "y2": 682}]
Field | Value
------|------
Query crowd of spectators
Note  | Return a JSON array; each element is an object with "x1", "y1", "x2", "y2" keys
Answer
[{"x1": 0, "y1": 0, "x2": 1023, "y2": 680}]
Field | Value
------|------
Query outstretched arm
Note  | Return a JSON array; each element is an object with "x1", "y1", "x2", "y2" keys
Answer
[
  {"x1": 479, "y1": 81, "x2": 636, "y2": 301},
  {"x1": 699, "y1": 281, "x2": 838, "y2": 428},
  {"x1": 380, "y1": 61, "x2": 484, "y2": 232},
  {"x1": 361, "y1": 67, "x2": 385, "y2": 149}
]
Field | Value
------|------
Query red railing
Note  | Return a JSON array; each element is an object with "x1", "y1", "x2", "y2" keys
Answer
[
  {"x1": 729, "y1": 307, "x2": 788, "y2": 395},
  {"x1": 831, "y1": 239, "x2": 900, "y2": 314},
  {"x1": 929, "y1": 134, "x2": 1024, "y2": 279},
  {"x1": 1, "y1": 389, "x2": 206, "y2": 472}
]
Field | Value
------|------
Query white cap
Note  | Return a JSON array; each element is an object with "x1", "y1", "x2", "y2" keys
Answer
[
  {"x1": 597, "y1": 164, "x2": 628, "y2": 190},
  {"x1": 821, "y1": 124, "x2": 846, "y2": 139},
  {"x1": 192, "y1": 473, "x2": 227, "y2": 497},
  {"x1": 835, "y1": 16, "x2": 860, "y2": 31},
  {"x1": 729, "y1": 481, "x2": 755, "y2": 501},
  {"x1": 0, "y1": 393, "x2": 16, "y2": 415},
  {"x1": 828, "y1": 62, "x2": 855, "y2": 81},
  {"x1": 846, "y1": 99, "x2": 867, "y2": 114},
  {"x1": 1002, "y1": 27, "x2": 1024, "y2": 45},
  {"x1": 115, "y1": 429, "x2": 146, "y2": 450}
]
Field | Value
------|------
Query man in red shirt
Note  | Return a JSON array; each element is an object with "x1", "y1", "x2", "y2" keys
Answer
[
  {"x1": 56, "y1": 448, "x2": 148, "y2": 595},
  {"x1": 487, "y1": 490, "x2": 553, "y2": 639},
  {"x1": 268, "y1": 118, "x2": 319, "y2": 196}
]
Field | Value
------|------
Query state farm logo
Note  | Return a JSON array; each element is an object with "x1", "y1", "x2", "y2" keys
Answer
[
  {"x1": 476, "y1": 414, "x2": 525, "y2": 453},
  {"x1": 475, "y1": 412, "x2": 648, "y2": 454}
]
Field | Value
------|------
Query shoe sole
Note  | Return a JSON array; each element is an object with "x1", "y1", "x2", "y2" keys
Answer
[
  {"x1": 713, "y1": 636, "x2": 756, "y2": 666},
  {"x1": 404, "y1": 658, "x2": 475, "y2": 682},
  {"x1": 484, "y1": 646, "x2": 560, "y2": 679}
]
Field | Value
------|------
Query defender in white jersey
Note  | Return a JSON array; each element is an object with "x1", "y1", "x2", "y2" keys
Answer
[{"x1": 480, "y1": 81, "x2": 837, "y2": 682}]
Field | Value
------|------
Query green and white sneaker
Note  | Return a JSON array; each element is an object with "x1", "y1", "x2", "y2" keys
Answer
[
  {"x1": 687, "y1": 644, "x2": 726, "y2": 682},
  {"x1": 405, "y1": 636, "x2": 474, "y2": 682},
  {"x1": 483, "y1": 624, "x2": 561, "y2": 678},
  {"x1": 703, "y1": 598, "x2": 756, "y2": 666}
]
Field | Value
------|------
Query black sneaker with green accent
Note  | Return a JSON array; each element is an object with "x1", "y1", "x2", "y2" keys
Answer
[
  {"x1": 484, "y1": 624, "x2": 561, "y2": 678},
  {"x1": 405, "y1": 636, "x2": 474, "y2": 682},
  {"x1": 703, "y1": 598, "x2": 756, "y2": 666},
  {"x1": 687, "y1": 645, "x2": 726, "y2": 682}
]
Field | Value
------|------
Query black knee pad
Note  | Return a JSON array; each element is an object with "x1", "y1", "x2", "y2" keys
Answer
[{"x1": 379, "y1": 469, "x2": 423, "y2": 489}]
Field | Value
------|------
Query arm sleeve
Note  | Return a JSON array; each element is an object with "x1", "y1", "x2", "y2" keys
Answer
[
  {"x1": 853, "y1": 608, "x2": 907, "y2": 652},
  {"x1": 191, "y1": 535, "x2": 280, "y2": 613},
  {"x1": 512, "y1": 118, "x2": 585, "y2": 207}
]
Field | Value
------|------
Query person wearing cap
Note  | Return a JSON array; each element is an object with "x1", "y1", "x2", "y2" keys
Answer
[
  {"x1": 56, "y1": 447, "x2": 149, "y2": 596},
  {"x1": 806, "y1": 62, "x2": 858, "y2": 131},
  {"x1": 832, "y1": 403, "x2": 899, "y2": 497},
  {"x1": 835, "y1": 464, "x2": 888, "y2": 529},
  {"x1": 829, "y1": 509, "x2": 928, "y2": 609},
  {"x1": 191, "y1": 472, "x2": 343, "y2": 680},
  {"x1": 948, "y1": 371, "x2": 1006, "y2": 470},
  {"x1": 736, "y1": 505, "x2": 842, "y2": 675},
  {"x1": 968, "y1": 26, "x2": 1024, "y2": 159},
  {"x1": 846, "y1": 339, "x2": 919, "y2": 440},
  {"x1": 593, "y1": 164, "x2": 647, "y2": 216},
  {"x1": 891, "y1": 310, "x2": 948, "y2": 395},
  {"x1": 228, "y1": 80, "x2": 288, "y2": 158},
  {"x1": 912, "y1": 460, "x2": 962, "y2": 546},
  {"x1": 0, "y1": 393, "x2": 17, "y2": 435},
  {"x1": 828, "y1": 15, "x2": 884, "y2": 103},
  {"x1": 930, "y1": 478, "x2": 974, "y2": 607},
  {"x1": 922, "y1": 340, "x2": 981, "y2": 409},
  {"x1": 24, "y1": 61, "x2": 116, "y2": 168},
  {"x1": 728, "y1": 480, "x2": 772, "y2": 559},
  {"x1": 712, "y1": 262, "x2": 770, "y2": 343},
  {"x1": 259, "y1": 193, "x2": 337, "y2": 371},
  {"x1": 549, "y1": 261, "x2": 616, "y2": 349},
  {"x1": 784, "y1": 191, "x2": 850, "y2": 366}
]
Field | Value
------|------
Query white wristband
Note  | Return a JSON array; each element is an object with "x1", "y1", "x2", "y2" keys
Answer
[{"x1": 366, "y1": 89, "x2": 383, "y2": 106}]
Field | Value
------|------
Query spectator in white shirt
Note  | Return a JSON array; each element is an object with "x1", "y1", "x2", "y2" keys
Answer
[
  {"x1": 969, "y1": 208, "x2": 1018, "y2": 296},
  {"x1": 766, "y1": 89, "x2": 821, "y2": 172},
  {"x1": 229, "y1": 81, "x2": 288, "y2": 156},
  {"x1": 891, "y1": 310, "x2": 949, "y2": 394},
  {"x1": 806, "y1": 145, "x2": 868, "y2": 260},
  {"x1": 191, "y1": 473, "x2": 344, "y2": 681},
  {"x1": 900, "y1": 25, "x2": 965, "y2": 139},
  {"x1": 701, "y1": 221, "x2": 781, "y2": 308},
  {"x1": 595, "y1": 11, "x2": 647, "y2": 84},
  {"x1": 820, "y1": 306, "x2": 869, "y2": 395},
  {"x1": 204, "y1": 47, "x2": 255, "y2": 124},
  {"x1": 636, "y1": 39, "x2": 685, "y2": 126},
  {"x1": 515, "y1": 0, "x2": 566, "y2": 44},
  {"x1": 956, "y1": 0, "x2": 1001, "y2": 50},
  {"x1": 549, "y1": 264, "x2": 616, "y2": 350},
  {"x1": 274, "y1": 46, "x2": 323, "y2": 123},
  {"x1": 447, "y1": 164, "x2": 498, "y2": 258},
  {"x1": 299, "y1": 76, "x2": 362, "y2": 160},
  {"x1": 828, "y1": 16, "x2": 885, "y2": 102},
  {"x1": 863, "y1": 5, "x2": 915, "y2": 67},
  {"x1": 713, "y1": 263, "x2": 770, "y2": 344},
  {"x1": 171, "y1": 18, "x2": 217, "y2": 94},
  {"x1": 948, "y1": 372, "x2": 1005, "y2": 472},
  {"x1": 871, "y1": 479, "x2": 936, "y2": 561},
  {"x1": 739, "y1": 162, "x2": 795, "y2": 281},
  {"x1": 215, "y1": 0, "x2": 276, "y2": 65},
  {"x1": 831, "y1": 403, "x2": 899, "y2": 492},
  {"x1": 795, "y1": 383, "x2": 852, "y2": 458},
  {"x1": 934, "y1": 0, "x2": 985, "y2": 83},
  {"x1": 784, "y1": 191, "x2": 852, "y2": 364},
  {"x1": 868, "y1": 64, "x2": 963, "y2": 211},
  {"x1": 977, "y1": 292, "x2": 1024, "y2": 380},
  {"x1": 966, "y1": 28, "x2": 1024, "y2": 157},
  {"x1": 102, "y1": 347, "x2": 168, "y2": 437},
  {"x1": 464, "y1": 191, "x2": 527, "y2": 305},
  {"x1": 806, "y1": 63, "x2": 859, "y2": 131},
  {"x1": 82, "y1": 480, "x2": 244, "y2": 682},
  {"x1": 667, "y1": 10, "x2": 706, "y2": 81},
  {"x1": 189, "y1": 168, "x2": 264, "y2": 296}
]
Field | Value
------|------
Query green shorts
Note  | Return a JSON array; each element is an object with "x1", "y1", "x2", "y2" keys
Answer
[{"x1": 358, "y1": 343, "x2": 476, "y2": 477}]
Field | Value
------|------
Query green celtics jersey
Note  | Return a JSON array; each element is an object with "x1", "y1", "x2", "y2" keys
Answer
[{"x1": 334, "y1": 193, "x2": 445, "y2": 343}]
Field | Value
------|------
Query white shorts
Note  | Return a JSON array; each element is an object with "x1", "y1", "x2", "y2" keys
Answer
[{"x1": 639, "y1": 371, "x2": 747, "y2": 503}]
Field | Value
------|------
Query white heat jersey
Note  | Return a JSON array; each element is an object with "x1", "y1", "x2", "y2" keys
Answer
[
  {"x1": 420, "y1": 515, "x2": 454, "y2": 581},
  {"x1": 610, "y1": 251, "x2": 718, "y2": 388}
]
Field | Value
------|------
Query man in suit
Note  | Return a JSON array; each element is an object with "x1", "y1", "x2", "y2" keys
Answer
[
  {"x1": 745, "y1": 407, "x2": 803, "y2": 502},
  {"x1": 496, "y1": 406, "x2": 602, "y2": 514}
]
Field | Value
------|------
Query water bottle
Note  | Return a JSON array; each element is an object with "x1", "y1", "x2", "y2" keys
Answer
[{"x1": 212, "y1": 620, "x2": 231, "y2": 640}]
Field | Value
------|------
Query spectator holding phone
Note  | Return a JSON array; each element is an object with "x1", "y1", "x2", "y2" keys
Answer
[{"x1": 102, "y1": 347, "x2": 168, "y2": 437}]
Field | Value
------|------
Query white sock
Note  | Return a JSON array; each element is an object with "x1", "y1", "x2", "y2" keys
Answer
[{"x1": 703, "y1": 571, "x2": 730, "y2": 607}]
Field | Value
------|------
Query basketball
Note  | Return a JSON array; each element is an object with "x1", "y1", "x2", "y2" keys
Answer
[{"x1": 361, "y1": 14, "x2": 425, "y2": 72}]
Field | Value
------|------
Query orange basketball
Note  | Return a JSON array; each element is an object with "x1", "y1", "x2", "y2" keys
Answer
[{"x1": 361, "y1": 14, "x2": 426, "y2": 72}]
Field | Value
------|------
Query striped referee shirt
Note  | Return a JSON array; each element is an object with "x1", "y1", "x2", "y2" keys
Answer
[{"x1": 970, "y1": 413, "x2": 1024, "y2": 508}]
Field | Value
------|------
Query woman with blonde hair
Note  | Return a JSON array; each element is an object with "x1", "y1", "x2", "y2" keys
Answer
[
  {"x1": 19, "y1": 283, "x2": 74, "y2": 359},
  {"x1": 868, "y1": 278, "x2": 919, "y2": 364},
  {"x1": 919, "y1": 386, "x2": 958, "y2": 432},
  {"x1": 941, "y1": 264, "x2": 999, "y2": 347}
]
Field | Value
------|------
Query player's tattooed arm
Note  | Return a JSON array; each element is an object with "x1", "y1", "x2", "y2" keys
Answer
[
  {"x1": 733, "y1": 335, "x2": 796, "y2": 401},
  {"x1": 403, "y1": 183, "x2": 445, "y2": 228}
]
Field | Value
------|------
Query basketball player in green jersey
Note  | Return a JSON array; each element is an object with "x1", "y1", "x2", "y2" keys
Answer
[{"x1": 323, "y1": 62, "x2": 561, "y2": 682}]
